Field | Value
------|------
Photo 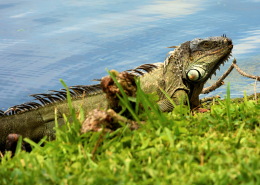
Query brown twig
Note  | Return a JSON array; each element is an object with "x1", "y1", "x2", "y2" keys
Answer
[
  {"x1": 233, "y1": 61, "x2": 260, "y2": 81},
  {"x1": 201, "y1": 59, "x2": 236, "y2": 94},
  {"x1": 91, "y1": 126, "x2": 105, "y2": 161},
  {"x1": 191, "y1": 105, "x2": 202, "y2": 115},
  {"x1": 200, "y1": 95, "x2": 221, "y2": 103},
  {"x1": 201, "y1": 58, "x2": 260, "y2": 104},
  {"x1": 232, "y1": 58, "x2": 260, "y2": 103},
  {"x1": 0, "y1": 151, "x2": 3, "y2": 158},
  {"x1": 200, "y1": 154, "x2": 204, "y2": 166}
]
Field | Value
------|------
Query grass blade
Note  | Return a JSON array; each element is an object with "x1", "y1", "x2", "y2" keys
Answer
[
  {"x1": 15, "y1": 136, "x2": 22, "y2": 155},
  {"x1": 226, "y1": 82, "x2": 231, "y2": 128},
  {"x1": 60, "y1": 79, "x2": 78, "y2": 124},
  {"x1": 158, "y1": 87, "x2": 177, "y2": 108},
  {"x1": 106, "y1": 69, "x2": 140, "y2": 124}
]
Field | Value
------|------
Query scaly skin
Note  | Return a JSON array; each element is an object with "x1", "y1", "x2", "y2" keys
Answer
[{"x1": 0, "y1": 35, "x2": 233, "y2": 151}]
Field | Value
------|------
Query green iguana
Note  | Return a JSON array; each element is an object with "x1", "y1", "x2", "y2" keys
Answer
[{"x1": 0, "y1": 35, "x2": 233, "y2": 152}]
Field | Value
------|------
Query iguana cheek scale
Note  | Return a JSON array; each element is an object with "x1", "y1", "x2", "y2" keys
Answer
[{"x1": 0, "y1": 35, "x2": 233, "y2": 151}]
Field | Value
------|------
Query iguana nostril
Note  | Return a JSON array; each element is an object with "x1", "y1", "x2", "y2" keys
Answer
[
  {"x1": 224, "y1": 38, "x2": 232, "y2": 45},
  {"x1": 224, "y1": 39, "x2": 228, "y2": 44}
]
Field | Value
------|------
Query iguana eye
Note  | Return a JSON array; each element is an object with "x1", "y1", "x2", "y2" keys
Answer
[
  {"x1": 187, "y1": 70, "x2": 200, "y2": 81},
  {"x1": 203, "y1": 42, "x2": 209, "y2": 47}
]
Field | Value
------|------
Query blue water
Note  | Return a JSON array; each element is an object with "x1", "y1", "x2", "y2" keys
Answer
[{"x1": 1, "y1": 0, "x2": 260, "y2": 109}]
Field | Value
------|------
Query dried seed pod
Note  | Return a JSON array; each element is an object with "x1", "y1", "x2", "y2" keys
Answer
[
  {"x1": 101, "y1": 70, "x2": 137, "y2": 109},
  {"x1": 81, "y1": 109, "x2": 142, "y2": 134}
]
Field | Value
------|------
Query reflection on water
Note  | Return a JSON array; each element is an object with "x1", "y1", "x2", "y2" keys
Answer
[
  {"x1": 0, "y1": 0, "x2": 260, "y2": 109},
  {"x1": 233, "y1": 29, "x2": 260, "y2": 56}
]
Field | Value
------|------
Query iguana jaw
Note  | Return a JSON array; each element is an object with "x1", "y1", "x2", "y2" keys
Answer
[
  {"x1": 185, "y1": 36, "x2": 233, "y2": 83},
  {"x1": 206, "y1": 44, "x2": 233, "y2": 80}
]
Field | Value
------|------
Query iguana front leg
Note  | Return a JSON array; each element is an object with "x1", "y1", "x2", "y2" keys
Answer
[{"x1": 157, "y1": 90, "x2": 187, "y2": 112}]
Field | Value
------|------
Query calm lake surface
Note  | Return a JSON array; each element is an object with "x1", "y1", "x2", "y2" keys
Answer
[{"x1": 1, "y1": 0, "x2": 260, "y2": 109}]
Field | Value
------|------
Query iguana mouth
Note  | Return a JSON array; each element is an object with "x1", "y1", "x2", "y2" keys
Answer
[
  {"x1": 194, "y1": 43, "x2": 233, "y2": 65},
  {"x1": 211, "y1": 44, "x2": 233, "y2": 54}
]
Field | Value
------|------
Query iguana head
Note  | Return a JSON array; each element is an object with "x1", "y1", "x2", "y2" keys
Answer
[
  {"x1": 162, "y1": 35, "x2": 233, "y2": 108},
  {"x1": 185, "y1": 35, "x2": 233, "y2": 83}
]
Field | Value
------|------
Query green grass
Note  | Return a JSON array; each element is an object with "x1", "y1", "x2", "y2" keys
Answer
[{"x1": 1, "y1": 78, "x2": 260, "y2": 185}]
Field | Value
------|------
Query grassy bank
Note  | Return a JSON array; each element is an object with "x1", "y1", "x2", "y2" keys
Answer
[{"x1": 1, "y1": 80, "x2": 260, "y2": 185}]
